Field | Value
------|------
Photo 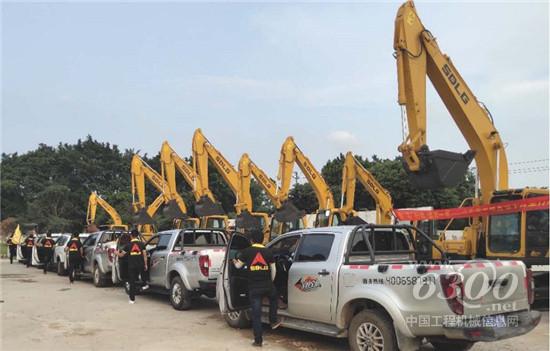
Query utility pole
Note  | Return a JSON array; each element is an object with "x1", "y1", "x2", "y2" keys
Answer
[{"x1": 293, "y1": 172, "x2": 300, "y2": 186}]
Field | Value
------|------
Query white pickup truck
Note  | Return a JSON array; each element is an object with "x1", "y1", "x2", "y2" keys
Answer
[
  {"x1": 132, "y1": 228, "x2": 227, "y2": 310},
  {"x1": 217, "y1": 224, "x2": 540, "y2": 351}
]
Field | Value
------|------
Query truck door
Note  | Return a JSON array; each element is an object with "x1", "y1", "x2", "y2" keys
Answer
[
  {"x1": 148, "y1": 233, "x2": 173, "y2": 287},
  {"x1": 222, "y1": 234, "x2": 252, "y2": 311},
  {"x1": 82, "y1": 233, "x2": 99, "y2": 272},
  {"x1": 287, "y1": 233, "x2": 336, "y2": 323}
]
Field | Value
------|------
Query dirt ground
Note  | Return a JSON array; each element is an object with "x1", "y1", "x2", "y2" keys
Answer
[{"x1": 1, "y1": 259, "x2": 548, "y2": 351}]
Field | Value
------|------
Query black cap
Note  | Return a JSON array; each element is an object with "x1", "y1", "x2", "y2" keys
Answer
[{"x1": 130, "y1": 229, "x2": 140, "y2": 237}]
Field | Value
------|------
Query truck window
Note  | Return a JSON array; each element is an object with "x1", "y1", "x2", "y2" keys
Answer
[
  {"x1": 526, "y1": 209, "x2": 549, "y2": 257},
  {"x1": 295, "y1": 234, "x2": 334, "y2": 262},
  {"x1": 269, "y1": 235, "x2": 300, "y2": 260},
  {"x1": 182, "y1": 231, "x2": 225, "y2": 246},
  {"x1": 83, "y1": 234, "x2": 98, "y2": 247}
]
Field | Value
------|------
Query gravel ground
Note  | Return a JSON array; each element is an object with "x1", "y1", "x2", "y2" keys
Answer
[{"x1": 1, "y1": 259, "x2": 548, "y2": 351}]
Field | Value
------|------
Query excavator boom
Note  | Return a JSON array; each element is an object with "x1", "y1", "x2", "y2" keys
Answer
[
  {"x1": 86, "y1": 191, "x2": 127, "y2": 230},
  {"x1": 160, "y1": 141, "x2": 224, "y2": 217},
  {"x1": 394, "y1": 0, "x2": 506, "y2": 195},
  {"x1": 341, "y1": 152, "x2": 393, "y2": 225},
  {"x1": 278, "y1": 136, "x2": 335, "y2": 211},
  {"x1": 131, "y1": 154, "x2": 188, "y2": 224}
]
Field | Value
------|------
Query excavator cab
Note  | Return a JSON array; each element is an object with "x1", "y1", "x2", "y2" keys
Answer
[{"x1": 404, "y1": 146, "x2": 475, "y2": 189}]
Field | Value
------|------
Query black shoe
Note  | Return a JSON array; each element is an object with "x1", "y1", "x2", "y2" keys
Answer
[{"x1": 252, "y1": 341, "x2": 262, "y2": 347}]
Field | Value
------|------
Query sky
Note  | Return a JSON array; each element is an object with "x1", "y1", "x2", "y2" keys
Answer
[{"x1": 2, "y1": 1, "x2": 549, "y2": 188}]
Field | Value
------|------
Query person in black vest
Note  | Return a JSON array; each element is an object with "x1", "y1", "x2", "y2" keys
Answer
[
  {"x1": 117, "y1": 229, "x2": 148, "y2": 304},
  {"x1": 24, "y1": 233, "x2": 35, "y2": 268},
  {"x1": 65, "y1": 233, "x2": 83, "y2": 284},
  {"x1": 6, "y1": 236, "x2": 17, "y2": 264},
  {"x1": 42, "y1": 231, "x2": 56, "y2": 274},
  {"x1": 234, "y1": 230, "x2": 282, "y2": 347}
]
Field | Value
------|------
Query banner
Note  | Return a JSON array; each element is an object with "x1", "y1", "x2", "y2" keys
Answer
[
  {"x1": 11, "y1": 224, "x2": 23, "y2": 244},
  {"x1": 394, "y1": 196, "x2": 549, "y2": 221}
]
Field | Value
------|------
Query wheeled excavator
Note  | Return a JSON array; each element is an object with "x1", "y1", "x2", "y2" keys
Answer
[
  {"x1": 238, "y1": 153, "x2": 305, "y2": 239},
  {"x1": 86, "y1": 191, "x2": 128, "y2": 231},
  {"x1": 160, "y1": 141, "x2": 226, "y2": 228},
  {"x1": 192, "y1": 129, "x2": 268, "y2": 234},
  {"x1": 277, "y1": 136, "x2": 347, "y2": 228},
  {"x1": 339, "y1": 152, "x2": 394, "y2": 225},
  {"x1": 394, "y1": 1, "x2": 548, "y2": 297},
  {"x1": 131, "y1": 155, "x2": 197, "y2": 235}
]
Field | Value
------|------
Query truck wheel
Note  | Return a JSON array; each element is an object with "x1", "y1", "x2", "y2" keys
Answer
[
  {"x1": 430, "y1": 341, "x2": 473, "y2": 351},
  {"x1": 170, "y1": 276, "x2": 192, "y2": 310},
  {"x1": 224, "y1": 311, "x2": 251, "y2": 329},
  {"x1": 93, "y1": 264, "x2": 108, "y2": 287},
  {"x1": 57, "y1": 260, "x2": 66, "y2": 276},
  {"x1": 349, "y1": 310, "x2": 397, "y2": 351}
]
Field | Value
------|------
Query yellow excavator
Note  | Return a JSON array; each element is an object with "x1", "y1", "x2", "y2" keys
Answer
[
  {"x1": 192, "y1": 129, "x2": 267, "y2": 234},
  {"x1": 277, "y1": 136, "x2": 346, "y2": 228},
  {"x1": 86, "y1": 191, "x2": 128, "y2": 231},
  {"x1": 239, "y1": 153, "x2": 305, "y2": 239},
  {"x1": 394, "y1": 0, "x2": 548, "y2": 296},
  {"x1": 340, "y1": 152, "x2": 394, "y2": 225},
  {"x1": 131, "y1": 155, "x2": 197, "y2": 235},
  {"x1": 160, "y1": 141, "x2": 226, "y2": 228}
]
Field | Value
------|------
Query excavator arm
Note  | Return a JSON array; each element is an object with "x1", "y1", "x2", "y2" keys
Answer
[
  {"x1": 160, "y1": 141, "x2": 224, "y2": 217},
  {"x1": 341, "y1": 152, "x2": 394, "y2": 225},
  {"x1": 278, "y1": 137, "x2": 335, "y2": 211},
  {"x1": 394, "y1": 0, "x2": 507, "y2": 198},
  {"x1": 193, "y1": 129, "x2": 266, "y2": 232},
  {"x1": 86, "y1": 191, "x2": 127, "y2": 230},
  {"x1": 131, "y1": 154, "x2": 188, "y2": 223},
  {"x1": 238, "y1": 153, "x2": 281, "y2": 208}
]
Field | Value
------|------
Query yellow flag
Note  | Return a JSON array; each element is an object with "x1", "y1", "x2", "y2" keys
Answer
[{"x1": 11, "y1": 225, "x2": 22, "y2": 244}]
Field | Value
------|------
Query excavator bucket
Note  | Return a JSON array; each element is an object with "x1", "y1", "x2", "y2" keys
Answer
[
  {"x1": 163, "y1": 200, "x2": 188, "y2": 220},
  {"x1": 235, "y1": 211, "x2": 263, "y2": 231},
  {"x1": 195, "y1": 196, "x2": 225, "y2": 217},
  {"x1": 133, "y1": 208, "x2": 155, "y2": 225},
  {"x1": 274, "y1": 201, "x2": 305, "y2": 223},
  {"x1": 404, "y1": 148, "x2": 476, "y2": 189},
  {"x1": 343, "y1": 216, "x2": 367, "y2": 225}
]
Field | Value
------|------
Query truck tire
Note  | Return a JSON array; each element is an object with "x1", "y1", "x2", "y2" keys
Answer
[
  {"x1": 348, "y1": 310, "x2": 397, "y2": 351},
  {"x1": 430, "y1": 341, "x2": 473, "y2": 351},
  {"x1": 224, "y1": 311, "x2": 251, "y2": 329},
  {"x1": 93, "y1": 264, "x2": 108, "y2": 287},
  {"x1": 57, "y1": 260, "x2": 66, "y2": 276},
  {"x1": 170, "y1": 276, "x2": 192, "y2": 310}
]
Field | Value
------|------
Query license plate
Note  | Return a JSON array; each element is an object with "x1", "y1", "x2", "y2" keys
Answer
[{"x1": 482, "y1": 314, "x2": 506, "y2": 328}]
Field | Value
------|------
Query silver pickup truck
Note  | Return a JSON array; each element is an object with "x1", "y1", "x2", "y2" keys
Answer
[
  {"x1": 217, "y1": 224, "x2": 540, "y2": 351},
  {"x1": 136, "y1": 229, "x2": 227, "y2": 310},
  {"x1": 81, "y1": 230, "x2": 125, "y2": 287}
]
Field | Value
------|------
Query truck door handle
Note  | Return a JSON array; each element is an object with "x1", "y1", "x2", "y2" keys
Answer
[{"x1": 318, "y1": 269, "x2": 330, "y2": 276}]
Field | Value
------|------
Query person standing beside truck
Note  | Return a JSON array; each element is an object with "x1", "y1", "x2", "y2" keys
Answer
[
  {"x1": 24, "y1": 233, "x2": 35, "y2": 268},
  {"x1": 117, "y1": 229, "x2": 148, "y2": 304},
  {"x1": 65, "y1": 232, "x2": 83, "y2": 284},
  {"x1": 42, "y1": 231, "x2": 56, "y2": 274},
  {"x1": 233, "y1": 230, "x2": 281, "y2": 347},
  {"x1": 6, "y1": 236, "x2": 17, "y2": 264}
]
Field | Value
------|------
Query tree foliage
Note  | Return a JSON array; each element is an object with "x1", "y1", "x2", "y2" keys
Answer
[{"x1": 1, "y1": 137, "x2": 474, "y2": 233}]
